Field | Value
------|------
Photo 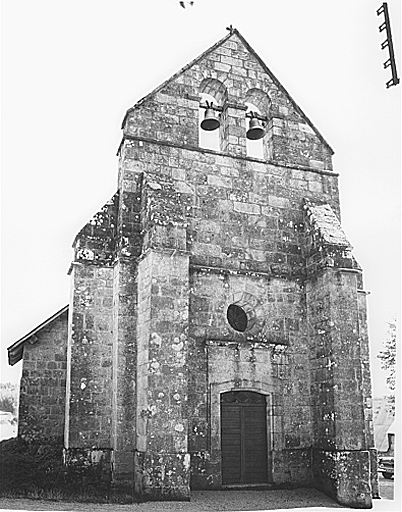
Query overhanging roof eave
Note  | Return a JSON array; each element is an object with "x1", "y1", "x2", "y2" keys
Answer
[{"x1": 7, "y1": 305, "x2": 69, "y2": 366}]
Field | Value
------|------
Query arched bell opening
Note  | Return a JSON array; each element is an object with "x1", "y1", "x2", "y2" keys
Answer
[
  {"x1": 199, "y1": 78, "x2": 228, "y2": 152},
  {"x1": 199, "y1": 93, "x2": 221, "y2": 151},
  {"x1": 244, "y1": 89, "x2": 271, "y2": 160},
  {"x1": 244, "y1": 102, "x2": 264, "y2": 159}
]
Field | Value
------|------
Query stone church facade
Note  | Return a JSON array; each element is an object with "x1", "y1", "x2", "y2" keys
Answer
[{"x1": 8, "y1": 29, "x2": 378, "y2": 507}]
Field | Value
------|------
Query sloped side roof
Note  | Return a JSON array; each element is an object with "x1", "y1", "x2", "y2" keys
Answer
[
  {"x1": 234, "y1": 30, "x2": 334, "y2": 154},
  {"x1": 69, "y1": 192, "x2": 119, "y2": 272},
  {"x1": 122, "y1": 28, "x2": 333, "y2": 154},
  {"x1": 121, "y1": 30, "x2": 234, "y2": 127},
  {"x1": 7, "y1": 305, "x2": 68, "y2": 366},
  {"x1": 305, "y1": 203, "x2": 352, "y2": 248},
  {"x1": 72, "y1": 192, "x2": 119, "y2": 247}
]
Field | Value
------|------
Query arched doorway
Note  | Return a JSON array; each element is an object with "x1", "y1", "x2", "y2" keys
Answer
[{"x1": 220, "y1": 391, "x2": 268, "y2": 485}]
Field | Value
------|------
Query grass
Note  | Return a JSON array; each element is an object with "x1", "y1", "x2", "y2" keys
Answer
[{"x1": 0, "y1": 487, "x2": 135, "y2": 504}]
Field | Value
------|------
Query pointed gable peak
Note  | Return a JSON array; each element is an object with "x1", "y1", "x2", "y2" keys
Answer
[
  {"x1": 122, "y1": 29, "x2": 235, "y2": 122},
  {"x1": 122, "y1": 27, "x2": 333, "y2": 155},
  {"x1": 229, "y1": 29, "x2": 333, "y2": 154}
]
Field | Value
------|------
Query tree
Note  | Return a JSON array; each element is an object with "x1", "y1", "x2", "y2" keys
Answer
[
  {"x1": 0, "y1": 382, "x2": 18, "y2": 416},
  {"x1": 377, "y1": 319, "x2": 397, "y2": 411}
]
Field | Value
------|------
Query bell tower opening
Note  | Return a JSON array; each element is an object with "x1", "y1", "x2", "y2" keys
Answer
[
  {"x1": 199, "y1": 93, "x2": 220, "y2": 151},
  {"x1": 245, "y1": 102, "x2": 264, "y2": 159}
]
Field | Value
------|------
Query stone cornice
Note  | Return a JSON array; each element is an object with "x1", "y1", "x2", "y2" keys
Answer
[{"x1": 118, "y1": 135, "x2": 338, "y2": 177}]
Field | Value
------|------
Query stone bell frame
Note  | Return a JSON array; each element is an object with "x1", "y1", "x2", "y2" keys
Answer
[{"x1": 9, "y1": 28, "x2": 378, "y2": 508}]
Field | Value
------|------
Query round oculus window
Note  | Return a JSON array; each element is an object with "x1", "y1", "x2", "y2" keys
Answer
[{"x1": 227, "y1": 304, "x2": 248, "y2": 332}]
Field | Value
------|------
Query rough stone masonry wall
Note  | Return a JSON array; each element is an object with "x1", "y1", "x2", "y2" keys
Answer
[
  {"x1": 18, "y1": 310, "x2": 68, "y2": 443},
  {"x1": 66, "y1": 264, "x2": 114, "y2": 449},
  {"x1": 118, "y1": 126, "x2": 341, "y2": 492},
  {"x1": 357, "y1": 289, "x2": 379, "y2": 499},
  {"x1": 119, "y1": 135, "x2": 340, "y2": 492},
  {"x1": 134, "y1": 250, "x2": 190, "y2": 500},
  {"x1": 110, "y1": 168, "x2": 143, "y2": 492},
  {"x1": 303, "y1": 202, "x2": 374, "y2": 507},
  {"x1": 124, "y1": 32, "x2": 334, "y2": 171},
  {"x1": 120, "y1": 139, "x2": 340, "y2": 277},
  {"x1": 117, "y1": 26, "x2": 342, "y2": 494},
  {"x1": 110, "y1": 259, "x2": 138, "y2": 493},
  {"x1": 58, "y1": 28, "x2": 375, "y2": 506},
  {"x1": 188, "y1": 270, "x2": 313, "y2": 488},
  {"x1": 306, "y1": 269, "x2": 373, "y2": 508}
]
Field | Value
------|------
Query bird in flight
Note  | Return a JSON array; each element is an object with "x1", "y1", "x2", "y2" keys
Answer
[{"x1": 179, "y1": 1, "x2": 194, "y2": 7}]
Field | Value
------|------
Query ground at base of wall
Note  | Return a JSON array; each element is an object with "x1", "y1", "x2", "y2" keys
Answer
[{"x1": 1, "y1": 487, "x2": 393, "y2": 511}]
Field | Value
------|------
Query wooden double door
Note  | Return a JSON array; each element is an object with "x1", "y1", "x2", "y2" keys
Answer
[{"x1": 221, "y1": 391, "x2": 268, "y2": 485}]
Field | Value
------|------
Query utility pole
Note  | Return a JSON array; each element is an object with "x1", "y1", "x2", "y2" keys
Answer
[{"x1": 377, "y1": 2, "x2": 400, "y2": 88}]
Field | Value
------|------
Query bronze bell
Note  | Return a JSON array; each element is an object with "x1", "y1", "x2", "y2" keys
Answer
[
  {"x1": 246, "y1": 116, "x2": 265, "y2": 140},
  {"x1": 201, "y1": 103, "x2": 220, "y2": 131}
]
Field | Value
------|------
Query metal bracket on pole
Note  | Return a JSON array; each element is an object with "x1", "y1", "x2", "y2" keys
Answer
[{"x1": 377, "y1": 2, "x2": 400, "y2": 88}]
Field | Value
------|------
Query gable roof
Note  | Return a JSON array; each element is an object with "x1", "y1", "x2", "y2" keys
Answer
[
  {"x1": 7, "y1": 305, "x2": 68, "y2": 366},
  {"x1": 122, "y1": 28, "x2": 333, "y2": 154}
]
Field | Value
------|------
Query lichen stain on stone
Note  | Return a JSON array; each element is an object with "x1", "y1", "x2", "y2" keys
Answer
[
  {"x1": 149, "y1": 360, "x2": 160, "y2": 373},
  {"x1": 150, "y1": 332, "x2": 162, "y2": 348}
]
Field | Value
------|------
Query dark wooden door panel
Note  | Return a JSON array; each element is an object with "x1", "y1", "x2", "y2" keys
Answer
[{"x1": 221, "y1": 391, "x2": 268, "y2": 485}]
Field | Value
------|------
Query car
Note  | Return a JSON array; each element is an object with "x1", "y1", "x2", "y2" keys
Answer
[
  {"x1": 378, "y1": 422, "x2": 395, "y2": 479},
  {"x1": 378, "y1": 455, "x2": 394, "y2": 479}
]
